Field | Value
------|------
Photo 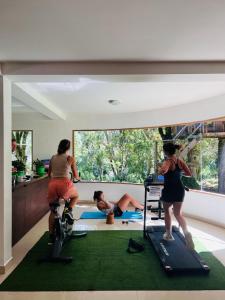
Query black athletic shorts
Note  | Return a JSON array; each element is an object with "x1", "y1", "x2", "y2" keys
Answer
[
  {"x1": 113, "y1": 205, "x2": 123, "y2": 217},
  {"x1": 161, "y1": 187, "x2": 185, "y2": 203}
]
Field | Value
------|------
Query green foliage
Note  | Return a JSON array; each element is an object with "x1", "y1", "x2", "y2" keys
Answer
[
  {"x1": 74, "y1": 128, "x2": 221, "y2": 193},
  {"x1": 12, "y1": 131, "x2": 28, "y2": 163},
  {"x1": 12, "y1": 160, "x2": 26, "y2": 171},
  {"x1": 201, "y1": 138, "x2": 218, "y2": 192},
  {"x1": 12, "y1": 130, "x2": 32, "y2": 170},
  {"x1": 33, "y1": 159, "x2": 45, "y2": 168},
  {"x1": 75, "y1": 129, "x2": 161, "y2": 183},
  {"x1": 184, "y1": 138, "x2": 219, "y2": 191}
]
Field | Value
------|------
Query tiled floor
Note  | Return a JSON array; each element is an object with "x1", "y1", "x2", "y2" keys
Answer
[{"x1": 1, "y1": 203, "x2": 225, "y2": 300}]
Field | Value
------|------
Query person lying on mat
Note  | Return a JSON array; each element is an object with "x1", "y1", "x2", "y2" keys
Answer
[{"x1": 93, "y1": 191, "x2": 144, "y2": 217}]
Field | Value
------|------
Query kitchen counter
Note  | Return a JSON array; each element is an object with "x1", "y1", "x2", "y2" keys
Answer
[
  {"x1": 12, "y1": 175, "x2": 49, "y2": 246},
  {"x1": 14, "y1": 174, "x2": 48, "y2": 189}
]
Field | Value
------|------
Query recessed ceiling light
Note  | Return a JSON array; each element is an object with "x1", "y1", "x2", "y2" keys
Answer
[{"x1": 108, "y1": 99, "x2": 120, "y2": 105}]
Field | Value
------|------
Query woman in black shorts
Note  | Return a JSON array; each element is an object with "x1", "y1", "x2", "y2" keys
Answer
[
  {"x1": 158, "y1": 143, "x2": 194, "y2": 250},
  {"x1": 93, "y1": 191, "x2": 144, "y2": 217}
]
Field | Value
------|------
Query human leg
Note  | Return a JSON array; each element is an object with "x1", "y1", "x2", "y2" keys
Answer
[
  {"x1": 63, "y1": 183, "x2": 79, "y2": 216},
  {"x1": 172, "y1": 202, "x2": 188, "y2": 233},
  {"x1": 117, "y1": 193, "x2": 144, "y2": 211},
  {"x1": 69, "y1": 195, "x2": 79, "y2": 208},
  {"x1": 163, "y1": 201, "x2": 174, "y2": 240},
  {"x1": 173, "y1": 202, "x2": 194, "y2": 249}
]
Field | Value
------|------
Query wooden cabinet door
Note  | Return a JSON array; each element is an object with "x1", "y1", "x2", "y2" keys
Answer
[{"x1": 12, "y1": 177, "x2": 50, "y2": 246}]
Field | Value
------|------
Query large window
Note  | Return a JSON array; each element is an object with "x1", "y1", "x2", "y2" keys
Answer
[
  {"x1": 73, "y1": 119, "x2": 225, "y2": 195},
  {"x1": 12, "y1": 130, "x2": 33, "y2": 171},
  {"x1": 74, "y1": 129, "x2": 163, "y2": 183}
]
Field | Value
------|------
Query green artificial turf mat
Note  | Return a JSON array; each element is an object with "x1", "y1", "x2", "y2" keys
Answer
[{"x1": 0, "y1": 230, "x2": 225, "y2": 291}]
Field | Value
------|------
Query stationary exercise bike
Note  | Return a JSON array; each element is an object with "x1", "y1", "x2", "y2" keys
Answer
[{"x1": 39, "y1": 178, "x2": 87, "y2": 263}]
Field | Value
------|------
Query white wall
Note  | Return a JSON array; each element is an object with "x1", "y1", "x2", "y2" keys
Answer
[
  {"x1": 183, "y1": 190, "x2": 225, "y2": 228},
  {"x1": 74, "y1": 182, "x2": 225, "y2": 228},
  {"x1": 76, "y1": 182, "x2": 144, "y2": 203},
  {"x1": 12, "y1": 94, "x2": 225, "y2": 160},
  {"x1": 77, "y1": 182, "x2": 225, "y2": 228}
]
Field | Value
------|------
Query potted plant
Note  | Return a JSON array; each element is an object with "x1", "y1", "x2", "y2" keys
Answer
[
  {"x1": 12, "y1": 160, "x2": 26, "y2": 177},
  {"x1": 12, "y1": 160, "x2": 26, "y2": 182},
  {"x1": 33, "y1": 159, "x2": 45, "y2": 176}
]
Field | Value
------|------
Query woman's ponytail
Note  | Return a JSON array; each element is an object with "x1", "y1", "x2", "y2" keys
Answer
[{"x1": 93, "y1": 191, "x2": 103, "y2": 201}]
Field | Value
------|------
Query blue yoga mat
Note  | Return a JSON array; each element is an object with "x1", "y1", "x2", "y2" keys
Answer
[{"x1": 80, "y1": 211, "x2": 143, "y2": 219}]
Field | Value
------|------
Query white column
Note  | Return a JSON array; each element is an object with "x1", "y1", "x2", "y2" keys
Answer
[{"x1": 0, "y1": 76, "x2": 12, "y2": 273}]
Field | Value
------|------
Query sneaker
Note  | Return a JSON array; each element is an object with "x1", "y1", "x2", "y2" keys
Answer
[
  {"x1": 185, "y1": 232, "x2": 195, "y2": 250},
  {"x1": 163, "y1": 232, "x2": 175, "y2": 241}
]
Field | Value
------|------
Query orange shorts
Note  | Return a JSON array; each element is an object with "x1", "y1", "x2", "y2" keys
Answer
[{"x1": 47, "y1": 178, "x2": 78, "y2": 203}]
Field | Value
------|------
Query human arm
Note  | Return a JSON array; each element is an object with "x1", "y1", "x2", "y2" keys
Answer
[
  {"x1": 97, "y1": 200, "x2": 112, "y2": 211},
  {"x1": 179, "y1": 159, "x2": 192, "y2": 177},
  {"x1": 109, "y1": 200, "x2": 117, "y2": 205},
  {"x1": 68, "y1": 156, "x2": 80, "y2": 180},
  {"x1": 158, "y1": 160, "x2": 171, "y2": 175}
]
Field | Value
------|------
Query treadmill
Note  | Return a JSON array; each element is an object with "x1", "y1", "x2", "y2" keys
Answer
[{"x1": 143, "y1": 176, "x2": 210, "y2": 275}]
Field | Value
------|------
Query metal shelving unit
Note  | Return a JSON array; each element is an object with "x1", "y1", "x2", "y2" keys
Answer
[{"x1": 143, "y1": 181, "x2": 164, "y2": 238}]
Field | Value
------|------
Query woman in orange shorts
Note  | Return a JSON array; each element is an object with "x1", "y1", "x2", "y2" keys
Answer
[{"x1": 47, "y1": 139, "x2": 80, "y2": 237}]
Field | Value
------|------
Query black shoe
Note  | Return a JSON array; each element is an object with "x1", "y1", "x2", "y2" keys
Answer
[{"x1": 135, "y1": 208, "x2": 143, "y2": 212}]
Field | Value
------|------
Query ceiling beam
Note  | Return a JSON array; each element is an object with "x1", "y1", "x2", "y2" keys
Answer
[
  {"x1": 13, "y1": 83, "x2": 66, "y2": 120},
  {"x1": 2, "y1": 61, "x2": 225, "y2": 76}
]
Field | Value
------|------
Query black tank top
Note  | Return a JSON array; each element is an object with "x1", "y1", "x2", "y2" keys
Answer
[{"x1": 164, "y1": 159, "x2": 184, "y2": 190}]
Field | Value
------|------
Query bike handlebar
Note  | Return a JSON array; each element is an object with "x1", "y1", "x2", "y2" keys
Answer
[{"x1": 73, "y1": 178, "x2": 80, "y2": 184}]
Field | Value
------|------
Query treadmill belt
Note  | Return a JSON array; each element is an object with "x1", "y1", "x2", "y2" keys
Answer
[{"x1": 146, "y1": 226, "x2": 210, "y2": 274}]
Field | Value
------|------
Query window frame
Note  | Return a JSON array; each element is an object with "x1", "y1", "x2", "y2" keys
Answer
[
  {"x1": 12, "y1": 129, "x2": 34, "y2": 171},
  {"x1": 72, "y1": 117, "x2": 225, "y2": 193}
]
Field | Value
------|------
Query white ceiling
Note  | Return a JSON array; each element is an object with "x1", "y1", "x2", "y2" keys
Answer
[
  {"x1": 11, "y1": 76, "x2": 225, "y2": 115},
  {"x1": 2, "y1": 0, "x2": 225, "y2": 61},
  {"x1": 12, "y1": 97, "x2": 35, "y2": 113},
  {"x1": 24, "y1": 81, "x2": 225, "y2": 114}
]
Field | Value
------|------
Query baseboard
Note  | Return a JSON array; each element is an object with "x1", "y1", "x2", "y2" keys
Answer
[
  {"x1": 78, "y1": 200, "x2": 94, "y2": 204},
  {"x1": 0, "y1": 257, "x2": 13, "y2": 274}
]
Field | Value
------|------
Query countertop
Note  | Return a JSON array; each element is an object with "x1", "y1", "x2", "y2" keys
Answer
[{"x1": 13, "y1": 174, "x2": 49, "y2": 190}]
